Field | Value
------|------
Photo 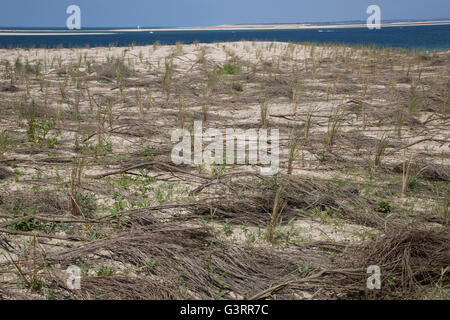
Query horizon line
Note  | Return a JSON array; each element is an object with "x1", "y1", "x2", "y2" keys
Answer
[{"x1": 1, "y1": 18, "x2": 450, "y2": 29}]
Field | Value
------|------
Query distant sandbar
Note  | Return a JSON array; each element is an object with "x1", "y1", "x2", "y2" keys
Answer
[{"x1": 0, "y1": 20, "x2": 449, "y2": 36}]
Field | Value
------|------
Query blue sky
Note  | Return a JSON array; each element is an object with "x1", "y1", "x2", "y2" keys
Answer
[{"x1": 0, "y1": 0, "x2": 449, "y2": 27}]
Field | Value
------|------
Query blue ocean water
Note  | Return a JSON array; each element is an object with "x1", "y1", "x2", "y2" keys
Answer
[{"x1": 0, "y1": 24, "x2": 449, "y2": 50}]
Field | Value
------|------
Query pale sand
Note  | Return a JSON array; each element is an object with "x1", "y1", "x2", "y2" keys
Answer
[
  {"x1": 112, "y1": 20, "x2": 450, "y2": 32},
  {"x1": 109, "y1": 20, "x2": 450, "y2": 32}
]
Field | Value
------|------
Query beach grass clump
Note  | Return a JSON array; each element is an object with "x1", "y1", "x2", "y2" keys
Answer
[
  {"x1": 161, "y1": 57, "x2": 174, "y2": 95},
  {"x1": 70, "y1": 158, "x2": 84, "y2": 216},
  {"x1": 324, "y1": 108, "x2": 342, "y2": 152},
  {"x1": 407, "y1": 90, "x2": 421, "y2": 114},
  {"x1": 153, "y1": 40, "x2": 161, "y2": 52},
  {"x1": 215, "y1": 63, "x2": 241, "y2": 75},
  {"x1": 0, "y1": 129, "x2": 8, "y2": 157},
  {"x1": 402, "y1": 151, "x2": 414, "y2": 195},
  {"x1": 287, "y1": 127, "x2": 302, "y2": 175},
  {"x1": 259, "y1": 97, "x2": 270, "y2": 128},
  {"x1": 95, "y1": 57, "x2": 134, "y2": 81},
  {"x1": 374, "y1": 134, "x2": 389, "y2": 167}
]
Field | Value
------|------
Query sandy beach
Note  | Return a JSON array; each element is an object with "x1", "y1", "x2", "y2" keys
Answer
[{"x1": 0, "y1": 40, "x2": 448, "y2": 300}]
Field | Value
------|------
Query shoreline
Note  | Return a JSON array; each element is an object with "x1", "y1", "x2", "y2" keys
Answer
[
  {"x1": 0, "y1": 32, "x2": 112, "y2": 36},
  {"x1": 0, "y1": 20, "x2": 449, "y2": 36}
]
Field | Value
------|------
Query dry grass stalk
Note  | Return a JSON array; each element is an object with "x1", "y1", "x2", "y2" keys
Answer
[
  {"x1": 324, "y1": 108, "x2": 342, "y2": 152},
  {"x1": 202, "y1": 100, "x2": 209, "y2": 123},
  {"x1": 70, "y1": 158, "x2": 84, "y2": 216},
  {"x1": 304, "y1": 107, "x2": 314, "y2": 140},
  {"x1": 73, "y1": 92, "x2": 80, "y2": 119},
  {"x1": 260, "y1": 98, "x2": 269, "y2": 128},
  {"x1": 106, "y1": 99, "x2": 114, "y2": 129},
  {"x1": 145, "y1": 89, "x2": 152, "y2": 111},
  {"x1": 136, "y1": 89, "x2": 145, "y2": 120},
  {"x1": 291, "y1": 82, "x2": 301, "y2": 117},
  {"x1": 402, "y1": 150, "x2": 414, "y2": 195},
  {"x1": 96, "y1": 109, "x2": 105, "y2": 154},
  {"x1": 374, "y1": 134, "x2": 389, "y2": 167},
  {"x1": 287, "y1": 127, "x2": 302, "y2": 175},
  {"x1": 178, "y1": 100, "x2": 185, "y2": 129},
  {"x1": 266, "y1": 185, "x2": 287, "y2": 243},
  {"x1": 86, "y1": 87, "x2": 93, "y2": 111}
]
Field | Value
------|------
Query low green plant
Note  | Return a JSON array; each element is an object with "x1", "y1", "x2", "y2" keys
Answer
[
  {"x1": 96, "y1": 263, "x2": 115, "y2": 276},
  {"x1": 215, "y1": 64, "x2": 241, "y2": 75},
  {"x1": 222, "y1": 219, "x2": 234, "y2": 237},
  {"x1": 27, "y1": 275, "x2": 44, "y2": 292},
  {"x1": 82, "y1": 222, "x2": 101, "y2": 239},
  {"x1": 139, "y1": 145, "x2": 156, "y2": 159},
  {"x1": 8, "y1": 208, "x2": 55, "y2": 233},
  {"x1": 26, "y1": 114, "x2": 59, "y2": 148},
  {"x1": 245, "y1": 231, "x2": 257, "y2": 246},
  {"x1": 297, "y1": 261, "x2": 313, "y2": 276},
  {"x1": 377, "y1": 199, "x2": 391, "y2": 213},
  {"x1": 12, "y1": 215, "x2": 41, "y2": 232},
  {"x1": 78, "y1": 192, "x2": 97, "y2": 218}
]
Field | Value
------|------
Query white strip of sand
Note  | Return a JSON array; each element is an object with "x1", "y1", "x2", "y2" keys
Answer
[{"x1": 0, "y1": 20, "x2": 449, "y2": 35}]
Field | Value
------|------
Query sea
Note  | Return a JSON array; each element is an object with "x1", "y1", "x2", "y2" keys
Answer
[{"x1": 0, "y1": 24, "x2": 449, "y2": 51}]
